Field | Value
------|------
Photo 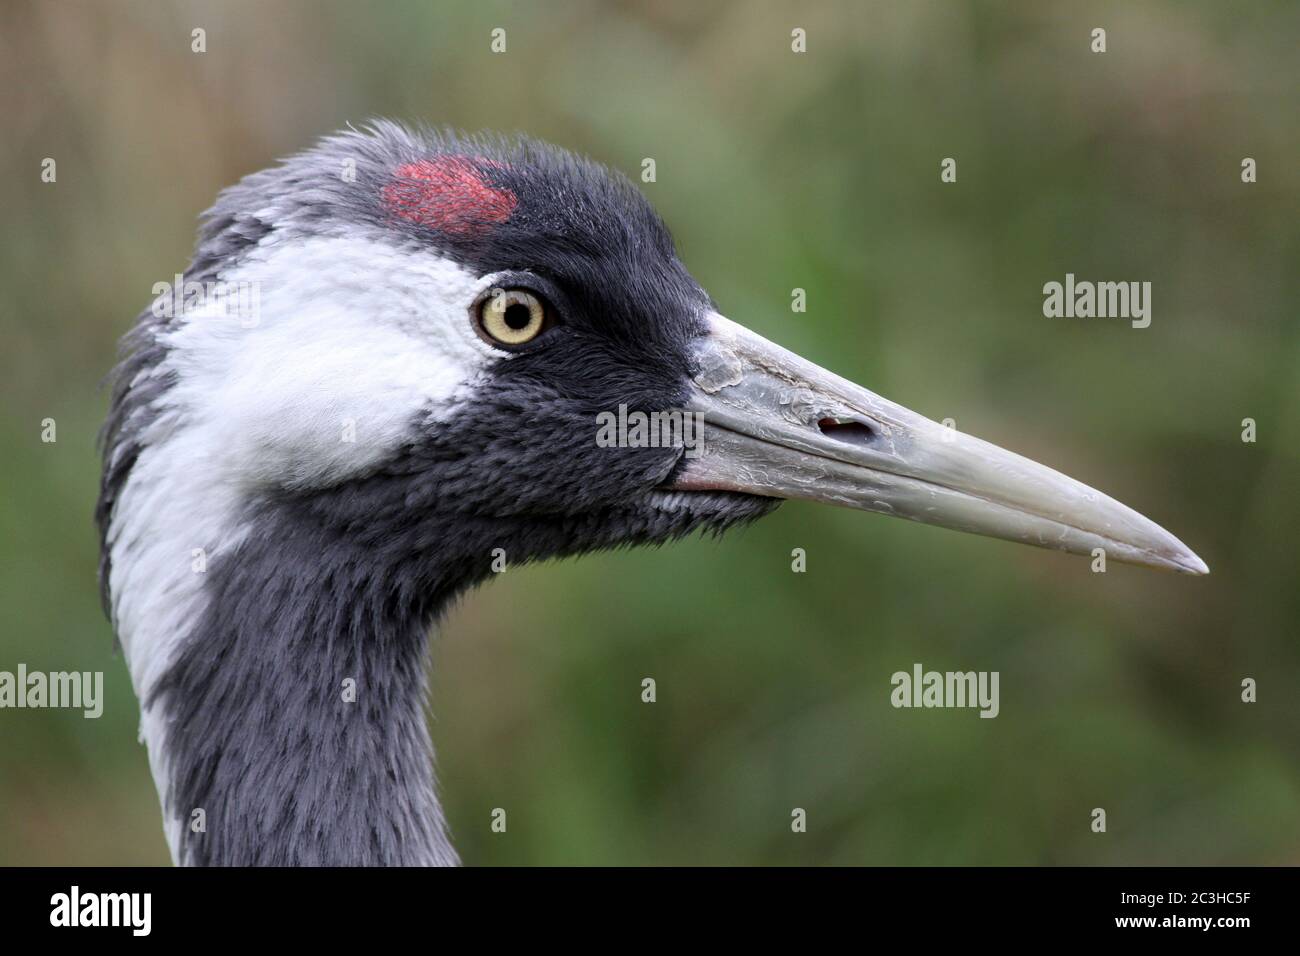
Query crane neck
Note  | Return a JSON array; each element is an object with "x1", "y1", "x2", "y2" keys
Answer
[{"x1": 148, "y1": 503, "x2": 462, "y2": 866}]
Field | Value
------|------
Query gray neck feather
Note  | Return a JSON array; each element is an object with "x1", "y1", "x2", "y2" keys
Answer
[{"x1": 149, "y1": 505, "x2": 460, "y2": 866}]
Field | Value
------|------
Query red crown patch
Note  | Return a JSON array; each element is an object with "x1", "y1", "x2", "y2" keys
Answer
[{"x1": 382, "y1": 156, "x2": 517, "y2": 236}]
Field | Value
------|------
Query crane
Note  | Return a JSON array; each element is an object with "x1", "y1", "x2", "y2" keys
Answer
[{"x1": 97, "y1": 121, "x2": 1207, "y2": 865}]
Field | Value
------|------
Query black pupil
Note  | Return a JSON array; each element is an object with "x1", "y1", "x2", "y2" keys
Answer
[{"x1": 503, "y1": 302, "x2": 533, "y2": 331}]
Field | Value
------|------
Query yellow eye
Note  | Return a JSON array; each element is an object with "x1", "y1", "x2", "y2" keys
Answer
[{"x1": 476, "y1": 288, "x2": 549, "y2": 347}]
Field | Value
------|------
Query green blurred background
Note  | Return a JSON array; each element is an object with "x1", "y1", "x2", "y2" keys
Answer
[{"x1": 2, "y1": 0, "x2": 1297, "y2": 865}]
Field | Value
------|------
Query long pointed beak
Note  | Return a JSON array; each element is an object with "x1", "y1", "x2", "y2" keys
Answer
[{"x1": 669, "y1": 313, "x2": 1208, "y2": 574}]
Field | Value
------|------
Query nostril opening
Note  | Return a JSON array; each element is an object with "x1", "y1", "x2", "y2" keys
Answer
[{"x1": 818, "y1": 417, "x2": 876, "y2": 448}]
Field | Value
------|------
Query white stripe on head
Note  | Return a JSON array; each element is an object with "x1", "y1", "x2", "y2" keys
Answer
[{"x1": 108, "y1": 233, "x2": 504, "y2": 858}]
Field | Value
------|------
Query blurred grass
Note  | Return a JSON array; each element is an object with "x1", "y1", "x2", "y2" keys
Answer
[{"x1": 1, "y1": 0, "x2": 1297, "y2": 864}]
